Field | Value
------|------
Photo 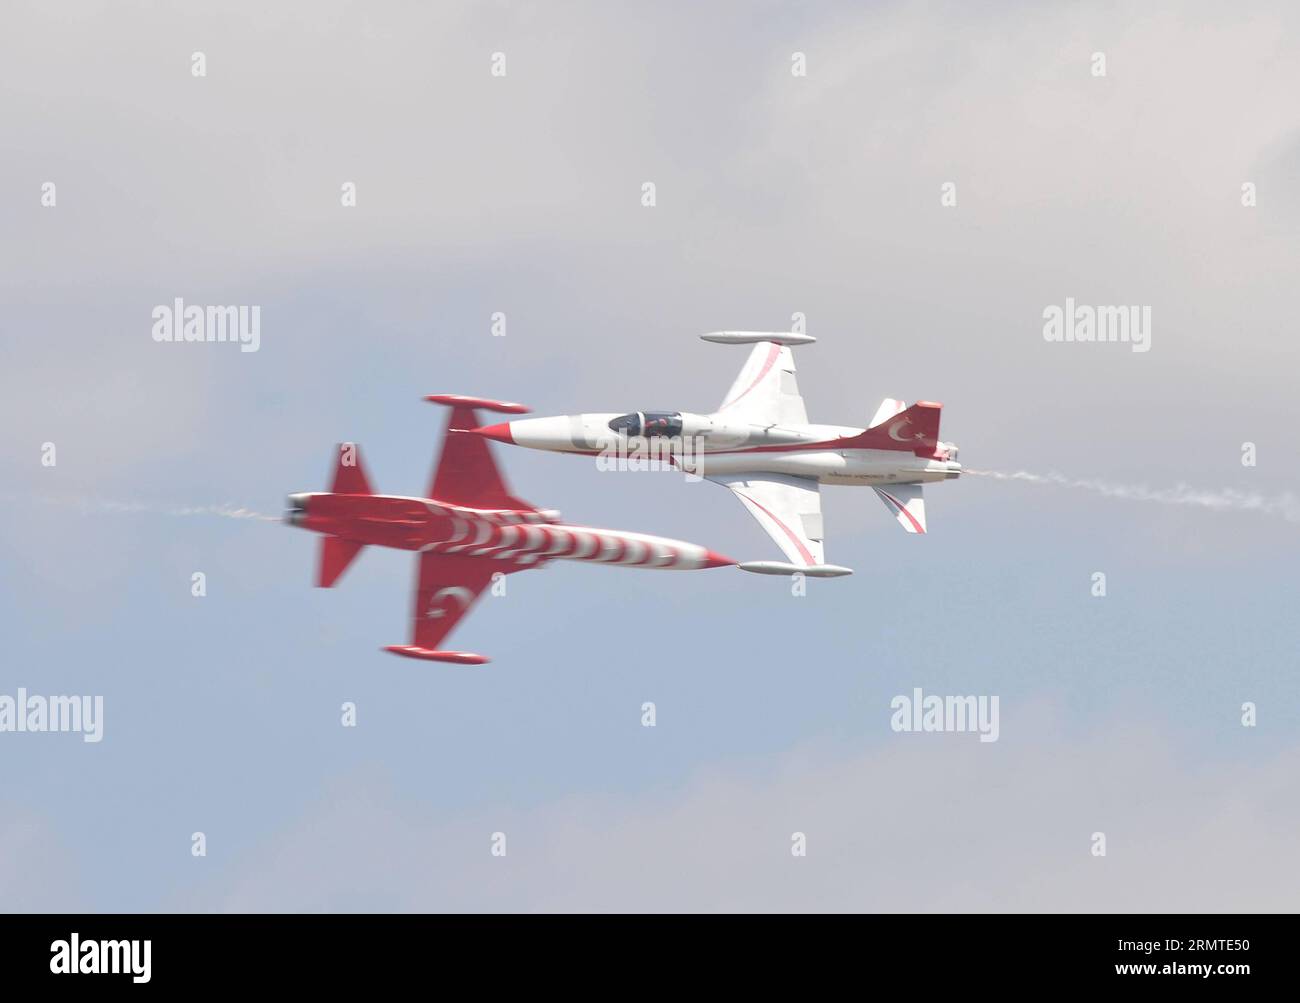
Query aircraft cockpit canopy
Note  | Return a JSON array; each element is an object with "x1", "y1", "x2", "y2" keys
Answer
[{"x1": 607, "y1": 412, "x2": 683, "y2": 437}]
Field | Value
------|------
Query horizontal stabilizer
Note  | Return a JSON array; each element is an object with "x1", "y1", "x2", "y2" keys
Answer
[
  {"x1": 318, "y1": 536, "x2": 365, "y2": 587},
  {"x1": 869, "y1": 397, "x2": 906, "y2": 428},
  {"x1": 874, "y1": 484, "x2": 927, "y2": 534}
]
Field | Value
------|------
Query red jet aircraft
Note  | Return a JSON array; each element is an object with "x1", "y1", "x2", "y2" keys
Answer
[{"x1": 286, "y1": 395, "x2": 735, "y2": 664}]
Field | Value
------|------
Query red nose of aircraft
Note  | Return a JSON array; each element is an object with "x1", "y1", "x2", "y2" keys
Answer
[{"x1": 469, "y1": 423, "x2": 514, "y2": 443}]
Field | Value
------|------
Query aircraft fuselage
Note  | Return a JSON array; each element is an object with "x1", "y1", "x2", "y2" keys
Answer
[
  {"x1": 285, "y1": 492, "x2": 731, "y2": 569},
  {"x1": 471, "y1": 412, "x2": 962, "y2": 486}
]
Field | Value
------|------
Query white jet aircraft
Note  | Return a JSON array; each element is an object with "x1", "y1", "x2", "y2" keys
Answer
[{"x1": 469, "y1": 332, "x2": 961, "y2": 577}]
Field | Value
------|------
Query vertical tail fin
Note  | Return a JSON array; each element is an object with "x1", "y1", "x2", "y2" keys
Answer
[
  {"x1": 330, "y1": 442, "x2": 373, "y2": 495},
  {"x1": 841, "y1": 401, "x2": 943, "y2": 456},
  {"x1": 316, "y1": 443, "x2": 371, "y2": 586}
]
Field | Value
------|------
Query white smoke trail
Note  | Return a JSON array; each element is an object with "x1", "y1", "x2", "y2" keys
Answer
[
  {"x1": 81, "y1": 499, "x2": 281, "y2": 522},
  {"x1": 1, "y1": 492, "x2": 280, "y2": 523},
  {"x1": 965, "y1": 469, "x2": 1300, "y2": 523}
]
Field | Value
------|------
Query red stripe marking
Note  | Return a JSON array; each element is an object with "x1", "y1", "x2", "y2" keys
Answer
[
  {"x1": 470, "y1": 524, "x2": 506, "y2": 554},
  {"x1": 574, "y1": 532, "x2": 599, "y2": 559},
  {"x1": 720, "y1": 343, "x2": 780, "y2": 411},
  {"x1": 878, "y1": 490, "x2": 925, "y2": 533},
  {"x1": 553, "y1": 529, "x2": 578, "y2": 557},
  {"x1": 733, "y1": 489, "x2": 815, "y2": 564},
  {"x1": 495, "y1": 524, "x2": 537, "y2": 559}
]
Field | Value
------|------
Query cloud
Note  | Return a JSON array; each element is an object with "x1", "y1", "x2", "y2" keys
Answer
[
  {"x1": 4, "y1": 0, "x2": 1299, "y2": 914},
  {"x1": 6, "y1": 0, "x2": 1298, "y2": 473},
  {"x1": 194, "y1": 704, "x2": 1299, "y2": 912},
  {"x1": 0, "y1": 808, "x2": 86, "y2": 912}
]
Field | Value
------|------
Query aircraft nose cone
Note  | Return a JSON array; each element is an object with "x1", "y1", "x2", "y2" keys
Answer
[
  {"x1": 701, "y1": 550, "x2": 737, "y2": 569},
  {"x1": 470, "y1": 423, "x2": 514, "y2": 444}
]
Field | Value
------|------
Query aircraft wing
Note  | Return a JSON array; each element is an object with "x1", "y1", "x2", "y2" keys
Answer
[
  {"x1": 384, "y1": 552, "x2": 518, "y2": 663},
  {"x1": 708, "y1": 473, "x2": 825, "y2": 566},
  {"x1": 430, "y1": 401, "x2": 535, "y2": 510},
  {"x1": 386, "y1": 398, "x2": 540, "y2": 663},
  {"x1": 715, "y1": 341, "x2": 808, "y2": 426}
]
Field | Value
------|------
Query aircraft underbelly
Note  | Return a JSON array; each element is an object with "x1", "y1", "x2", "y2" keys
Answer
[{"x1": 700, "y1": 449, "x2": 940, "y2": 485}]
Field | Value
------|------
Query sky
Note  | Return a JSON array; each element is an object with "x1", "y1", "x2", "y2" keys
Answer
[{"x1": 2, "y1": 0, "x2": 1299, "y2": 911}]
